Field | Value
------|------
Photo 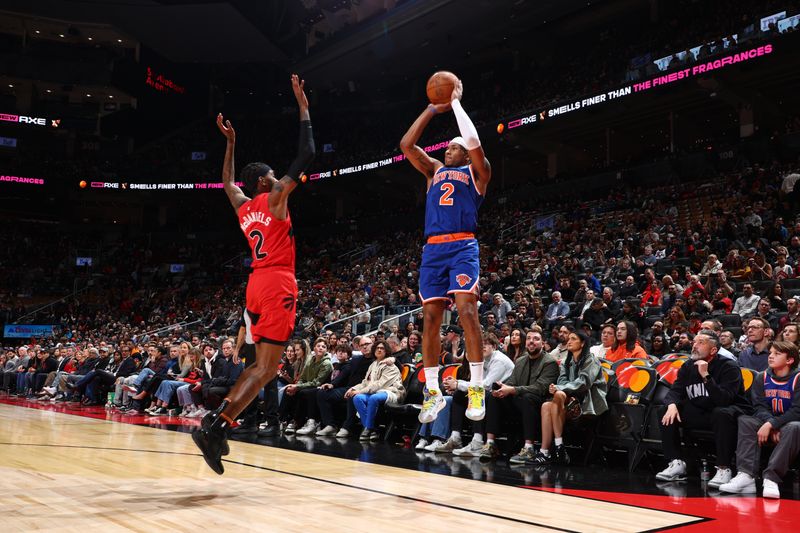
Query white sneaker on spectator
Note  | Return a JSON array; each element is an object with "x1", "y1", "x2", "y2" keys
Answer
[
  {"x1": 181, "y1": 405, "x2": 196, "y2": 417},
  {"x1": 708, "y1": 467, "x2": 733, "y2": 488},
  {"x1": 258, "y1": 421, "x2": 269, "y2": 430},
  {"x1": 415, "y1": 438, "x2": 429, "y2": 450},
  {"x1": 296, "y1": 419, "x2": 318, "y2": 435},
  {"x1": 655, "y1": 459, "x2": 687, "y2": 482},
  {"x1": 284, "y1": 422, "x2": 296, "y2": 434},
  {"x1": 316, "y1": 425, "x2": 337, "y2": 436},
  {"x1": 424, "y1": 439, "x2": 446, "y2": 452},
  {"x1": 762, "y1": 478, "x2": 780, "y2": 499},
  {"x1": 43, "y1": 386, "x2": 56, "y2": 395},
  {"x1": 719, "y1": 472, "x2": 756, "y2": 494},
  {"x1": 335, "y1": 428, "x2": 350, "y2": 438},
  {"x1": 190, "y1": 407, "x2": 209, "y2": 418},
  {"x1": 453, "y1": 439, "x2": 484, "y2": 457}
]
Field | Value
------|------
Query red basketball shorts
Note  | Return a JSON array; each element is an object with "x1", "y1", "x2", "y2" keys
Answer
[{"x1": 244, "y1": 268, "x2": 297, "y2": 345}]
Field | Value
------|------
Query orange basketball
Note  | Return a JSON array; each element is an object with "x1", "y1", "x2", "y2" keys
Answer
[{"x1": 426, "y1": 71, "x2": 459, "y2": 105}]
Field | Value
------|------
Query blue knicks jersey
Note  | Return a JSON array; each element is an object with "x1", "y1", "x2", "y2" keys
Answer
[
  {"x1": 764, "y1": 372, "x2": 800, "y2": 414},
  {"x1": 424, "y1": 164, "x2": 483, "y2": 237}
]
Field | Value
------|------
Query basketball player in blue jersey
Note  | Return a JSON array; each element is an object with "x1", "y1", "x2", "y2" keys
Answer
[{"x1": 400, "y1": 80, "x2": 491, "y2": 424}]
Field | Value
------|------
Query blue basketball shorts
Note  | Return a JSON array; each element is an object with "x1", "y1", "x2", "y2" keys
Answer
[{"x1": 418, "y1": 238, "x2": 480, "y2": 303}]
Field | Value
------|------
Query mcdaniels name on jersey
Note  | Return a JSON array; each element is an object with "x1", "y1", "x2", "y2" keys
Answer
[{"x1": 240, "y1": 211, "x2": 271, "y2": 232}]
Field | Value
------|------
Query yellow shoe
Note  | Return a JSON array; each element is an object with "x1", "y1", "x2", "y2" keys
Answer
[
  {"x1": 466, "y1": 385, "x2": 485, "y2": 421},
  {"x1": 418, "y1": 388, "x2": 446, "y2": 424}
]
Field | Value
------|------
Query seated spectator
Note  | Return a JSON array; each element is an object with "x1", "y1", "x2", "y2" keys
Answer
[
  {"x1": 739, "y1": 318, "x2": 772, "y2": 371},
  {"x1": 749, "y1": 253, "x2": 773, "y2": 281},
  {"x1": 605, "y1": 321, "x2": 648, "y2": 362},
  {"x1": 720, "y1": 341, "x2": 800, "y2": 499},
  {"x1": 764, "y1": 282, "x2": 788, "y2": 312},
  {"x1": 732, "y1": 283, "x2": 760, "y2": 317},
  {"x1": 719, "y1": 330, "x2": 740, "y2": 358},
  {"x1": 617, "y1": 299, "x2": 645, "y2": 331},
  {"x1": 505, "y1": 328, "x2": 525, "y2": 362},
  {"x1": 548, "y1": 324, "x2": 573, "y2": 363},
  {"x1": 661, "y1": 284, "x2": 681, "y2": 315},
  {"x1": 315, "y1": 343, "x2": 372, "y2": 437},
  {"x1": 618, "y1": 276, "x2": 638, "y2": 299},
  {"x1": 641, "y1": 279, "x2": 662, "y2": 308},
  {"x1": 345, "y1": 340, "x2": 405, "y2": 441},
  {"x1": 544, "y1": 291, "x2": 569, "y2": 328},
  {"x1": 655, "y1": 330, "x2": 748, "y2": 484},
  {"x1": 533, "y1": 330, "x2": 608, "y2": 465},
  {"x1": 710, "y1": 288, "x2": 733, "y2": 315},
  {"x1": 582, "y1": 298, "x2": 614, "y2": 334},
  {"x1": 701, "y1": 319, "x2": 736, "y2": 361},
  {"x1": 477, "y1": 330, "x2": 558, "y2": 462},
  {"x1": 590, "y1": 324, "x2": 617, "y2": 359},
  {"x1": 673, "y1": 332, "x2": 694, "y2": 354},
  {"x1": 700, "y1": 254, "x2": 723, "y2": 280},
  {"x1": 197, "y1": 339, "x2": 242, "y2": 412},
  {"x1": 750, "y1": 298, "x2": 779, "y2": 331},
  {"x1": 601, "y1": 287, "x2": 621, "y2": 315},
  {"x1": 779, "y1": 323, "x2": 799, "y2": 346},
  {"x1": 650, "y1": 334, "x2": 668, "y2": 358},
  {"x1": 772, "y1": 253, "x2": 793, "y2": 280},
  {"x1": 281, "y1": 337, "x2": 333, "y2": 434},
  {"x1": 491, "y1": 294, "x2": 513, "y2": 325},
  {"x1": 779, "y1": 298, "x2": 800, "y2": 332}
]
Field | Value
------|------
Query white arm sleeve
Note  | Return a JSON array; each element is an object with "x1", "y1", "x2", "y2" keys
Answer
[{"x1": 451, "y1": 99, "x2": 481, "y2": 150}]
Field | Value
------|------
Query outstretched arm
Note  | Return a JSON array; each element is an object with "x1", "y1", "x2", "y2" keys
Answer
[
  {"x1": 269, "y1": 74, "x2": 315, "y2": 220},
  {"x1": 451, "y1": 80, "x2": 491, "y2": 194},
  {"x1": 217, "y1": 114, "x2": 250, "y2": 211},
  {"x1": 399, "y1": 101, "x2": 449, "y2": 186}
]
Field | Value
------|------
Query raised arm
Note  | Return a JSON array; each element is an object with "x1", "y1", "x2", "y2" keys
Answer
[
  {"x1": 399, "y1": 102, "x2": 449, "y2": 186},
  {"x1": 216, "y1": 114, "x2": 250, "y2": 211},
  {"x1": 450, "y1": 80, "x2": 491, "y2": 194},
  {"x1": 269, "y1": 74, "x2": 315, "y2": 220}
]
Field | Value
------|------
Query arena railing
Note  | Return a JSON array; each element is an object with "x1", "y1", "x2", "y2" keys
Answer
[
  {"x1": 14, "y1": 285, "x2": 93, "y2": 324},
  {"x1": 369, "y1": 306, "x2": 423, "y2": 337},
  {"x1": 322, "y1": 305, "x2": 386, "y2": 335}
]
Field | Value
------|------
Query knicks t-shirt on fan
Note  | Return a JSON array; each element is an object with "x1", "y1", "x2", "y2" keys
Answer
[
  {"x1": 238, "y1": 193, "x2": 295, "y2": 270},
  {"x1": 425, "y1": 164, "x2": 483, "y2": 238}
]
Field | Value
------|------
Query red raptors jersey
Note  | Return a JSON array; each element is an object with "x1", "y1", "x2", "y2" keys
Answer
[{"x1": 237, "y1": 193, "x2": 295, "y2": 270}]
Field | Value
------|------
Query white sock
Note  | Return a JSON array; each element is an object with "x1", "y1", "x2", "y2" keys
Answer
[
  {"x1": 554, "y1": 437, "x2": 563, "y2": 446},
  {"x1": 424, "y1": 367, "x2": 441, "y2": 392},
  {"x1": 472, "y1": 433, "x2": 484, "y2": 444},
  {"x1": 469, "y1": 362, "x2": 484, "y2": 387},
  {"x1": 541, "y1": 448, "x2": 550, "y2": 457},
  {"x1": 486, "y1": 437, "x2": 495, "y2": 445},
  {"x1": 450, "y1": 430, "x2": 461, "y2": 441},
  {"x1": 524, "y1": 442, "x2": 534, "y2": 450}
]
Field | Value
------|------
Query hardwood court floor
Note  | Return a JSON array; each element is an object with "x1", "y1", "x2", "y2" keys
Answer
[{"x1": 0, "y1": 402, "x2": 707, "y2": 533}]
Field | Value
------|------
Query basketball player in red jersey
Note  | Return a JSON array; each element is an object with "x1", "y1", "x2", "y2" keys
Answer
[{"x1": 192, "y1": 74, "x2": 315, "y2": 474}]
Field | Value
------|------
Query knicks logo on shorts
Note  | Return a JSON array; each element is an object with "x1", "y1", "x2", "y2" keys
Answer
[
  {"x1": 456, "y1": 274, "x2": 472, "y2": 288},
  {"x1": 281, "y1": 294, "x2": 296, "y2": 311}
]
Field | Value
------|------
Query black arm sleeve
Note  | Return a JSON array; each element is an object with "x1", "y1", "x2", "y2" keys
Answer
[{"x1": 286, "y1": 120, "x2": 315, "y2": 183}]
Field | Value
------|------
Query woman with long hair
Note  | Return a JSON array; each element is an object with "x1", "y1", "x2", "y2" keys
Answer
[
  {"x1": 506, "y1": 328, "x2": 525, "y2": 361},
  {"x1": 764, "y1": 281, "x2": 788, "y2": 312},
  {"x1": 664, "y1": 306, "x2": 686, "y2": 334},
  {"x1": 533, "y1": 331, "x2": 607, "y2": 465},
  {"x1": 605, "y1": 321, "x2": 648, "y2": 362},
  {"x1": 649, "y1": 334, "x2": 668, "y2": 358},
  {"x1": 345, "y1": 340, "x2": 406, "y2": 441},
  {"x1": 780, "y1": 323, "x2": 799, "y2": 346}
]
